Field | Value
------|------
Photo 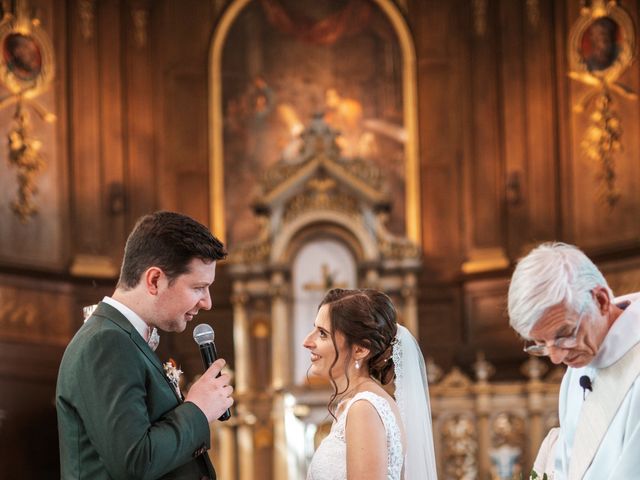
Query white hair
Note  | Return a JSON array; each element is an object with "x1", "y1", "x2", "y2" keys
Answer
[{"x1": 508, "y1": 242, "x2": 613, "y2": 338}]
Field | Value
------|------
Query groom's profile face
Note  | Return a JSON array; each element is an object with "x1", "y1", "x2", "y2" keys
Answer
[{"x1": 151, "y1": 258, "x2": 217, "y2": 333}]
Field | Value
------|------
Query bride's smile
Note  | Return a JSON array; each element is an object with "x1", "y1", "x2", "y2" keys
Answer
[{"x1": 303, "y1": 304, "x2": 350, "y2": 381}]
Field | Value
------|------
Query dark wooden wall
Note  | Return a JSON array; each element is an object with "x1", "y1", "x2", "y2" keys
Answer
[{"x1": 1, "y1": 0, "x2": 640, "y2": 476}]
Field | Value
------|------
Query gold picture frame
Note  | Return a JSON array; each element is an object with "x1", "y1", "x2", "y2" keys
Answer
[
  {"x1": 0, "y1": 15, "x2": 54, "y2": 100},
  {"x1": 0, "y1": 9, "x2": 56, "y2": 220},
  {"x1": 568, "y1": 2, "x2": 636, "y2": 85}
]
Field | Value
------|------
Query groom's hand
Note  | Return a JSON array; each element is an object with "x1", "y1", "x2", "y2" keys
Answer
[{"x1": 185, "y1": 358, "x2": 234, "y2": 422}]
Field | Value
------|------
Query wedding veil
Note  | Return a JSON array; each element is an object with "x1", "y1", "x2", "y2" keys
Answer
[{"x1": 393, "y1": 324, "x2": 438, "y2": 479}]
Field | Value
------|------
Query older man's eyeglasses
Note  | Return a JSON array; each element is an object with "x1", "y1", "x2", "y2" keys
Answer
[{"x1": 523, "y1": 313, "x2": 584, "y2": 357}]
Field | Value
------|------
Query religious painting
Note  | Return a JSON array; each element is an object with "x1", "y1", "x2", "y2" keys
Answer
[
  {"x1": 3, "y1": 33, "x2": 42, "y2": 81},
  {"x1": 0, "y1": 21, "x2": 53, "y2": 96},
  {"x1": 581, "y1": 16, "x2": 620, "y2": 72},
  {"x1": 568, "y1": 5, "x2": 636, "y2": 84},
  {"x1": 219, "y1": 0, "x2": 407, "y2": 247}
]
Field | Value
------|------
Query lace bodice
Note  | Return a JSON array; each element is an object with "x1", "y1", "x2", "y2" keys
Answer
[{"x1": 307, "y1": 391, "x2": 404, "y2": 480}]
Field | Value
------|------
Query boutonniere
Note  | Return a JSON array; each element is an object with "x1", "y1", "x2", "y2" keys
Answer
[{"x1": 163, "y1": 358, "x2": 183, "y2": 397}]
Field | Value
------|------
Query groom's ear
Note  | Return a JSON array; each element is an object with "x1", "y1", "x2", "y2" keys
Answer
[
  {"x1": 144, "y1": 267, "x2": 163, "y2": 295},
  {"x1": 352, "y1": 344, "x2": 370, "y2": 361}
]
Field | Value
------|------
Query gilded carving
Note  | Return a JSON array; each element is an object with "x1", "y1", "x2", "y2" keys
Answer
[
  {"x1": 78, "y1": 0, "x2": 95, "y2": 40},
  {"x1": 473, "y1": 352, "x2": 495, "y2": 382},
  {"x1": 439, "y1": 367, "x2": 474, "y2": 389},
  {"x1": 490, "y1": 413, "x2": 525, "y2": 480},
  {"x1": 228, "y1": 217, "x2": 271, "y2": 265},
  {"x1": 521, "y1": 356, "x2": 549, "y2": 381},
  {"x1": 0, "y1": 2, "x2": 56, "y2": 220},
  {"x1": 283, "y1": 188, "x2": 359, "y2": 224},
  {"x1": 425, "y1": 356, "x2": 444, "y2": 384},
  {"x1": 0, "y1": 298, "x2": 37, "y2": 328},
  {"x1": 526, "y1": 0, "x2": 540, "y2": 29},
  {"x1": 442, "y1": 414, "x2": 478, "y2": 480},
  {"x1": 131, "y1": 2, "x2": 149, "y2": 48},
  {"x1": 6, "y1": 106, "x2": 46, "y2": 220},
  {"x1": 473, "y1": 0, "x2": 487, "y2": 37},
  {"x1": 568, "y1": 1, "x2": 637, "y2": 207},
  {"x1": 376, "y1": 211, "x2": 421, "y2": 260},
  {"x1": 258, "y1": 119, "x2": 384, "y2": 200}
]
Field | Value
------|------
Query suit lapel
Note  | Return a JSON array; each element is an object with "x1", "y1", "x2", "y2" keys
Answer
[
  {"x1": 92, "y1": 302, "x2": 182, "y2": 402},
  {"x1": 568, "y1": 341, "x2": 640, "y2": 479}
]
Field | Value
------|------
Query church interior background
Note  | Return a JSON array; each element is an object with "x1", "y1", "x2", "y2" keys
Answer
[{"x1": 1, "y1": 0, "x2": 640, "y2": 478}]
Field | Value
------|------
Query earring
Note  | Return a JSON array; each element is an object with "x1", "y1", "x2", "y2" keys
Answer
[{"x1": 355, "y1": 360, "x2": 361, "y2": 370}]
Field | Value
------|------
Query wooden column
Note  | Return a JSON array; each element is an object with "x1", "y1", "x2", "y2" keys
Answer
[
  {"x1": 231, "y1": 282, "x2": 250, "y2": 395},
  {"x1": 402, "y1": 271, "x2": 419, "y2": 336},
  {"x1": 270, "y1": 272, "x2": 290, "y2": 391}
]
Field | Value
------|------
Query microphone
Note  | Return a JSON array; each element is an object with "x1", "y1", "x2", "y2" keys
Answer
[
  {"x1": 193, "y1": 323, "x2": 231, "y2": 421},
  {"x1": 579, "y1": 375, "x2": 593, "y2": 400}
]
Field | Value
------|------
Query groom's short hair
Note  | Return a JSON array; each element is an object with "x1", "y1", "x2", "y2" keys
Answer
[{"x1": 117, "y1": 211, "x2": 226, "y2": 289}]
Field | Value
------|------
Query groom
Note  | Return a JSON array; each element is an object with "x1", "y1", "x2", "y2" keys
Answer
[
  {"x1": 56, "y1": 211, "x2": 234, "y2": 479},
  {"x1": 508, "y1": 242, "x2": 640, "y2": 479}
]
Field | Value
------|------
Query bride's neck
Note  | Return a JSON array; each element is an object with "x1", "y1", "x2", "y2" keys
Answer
[{"x1": 335, "y1": 372, "x2": 375, "y2": 398}]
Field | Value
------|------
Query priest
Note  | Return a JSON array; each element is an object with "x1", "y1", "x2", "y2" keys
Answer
[{"x1": 508, "y1": 242, "x2": 640, "y2": 479}]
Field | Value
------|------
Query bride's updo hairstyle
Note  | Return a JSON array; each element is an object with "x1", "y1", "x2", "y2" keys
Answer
[{"x1": 318, "y1": 288, "x2": 398, "y2": 413}]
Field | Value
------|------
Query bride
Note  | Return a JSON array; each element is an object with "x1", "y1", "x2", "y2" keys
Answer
[{"x1": 303, "y1": 288, "x2": 438, "y2": 480}]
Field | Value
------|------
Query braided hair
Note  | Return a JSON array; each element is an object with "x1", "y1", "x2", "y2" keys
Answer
[{"x1": 318, "y1": 288, "x2": 398, "y2": 416}]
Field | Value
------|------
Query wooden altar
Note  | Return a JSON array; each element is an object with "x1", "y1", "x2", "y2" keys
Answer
[{"x1": 209, "y1": 118, "x2": 561, "y2": 480}]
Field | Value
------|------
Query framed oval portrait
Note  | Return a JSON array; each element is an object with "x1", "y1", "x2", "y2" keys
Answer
[
  {"x1": 568, "y1": 5, "x2": 636, "y2": 83},
  {"x1": 0, "y1": 20, "x2": 54, "y2": 96}
]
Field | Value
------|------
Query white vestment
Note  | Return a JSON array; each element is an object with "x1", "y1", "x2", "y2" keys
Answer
[{"x1": 548, "y1": 293, "x2": 640, "y2": 480}]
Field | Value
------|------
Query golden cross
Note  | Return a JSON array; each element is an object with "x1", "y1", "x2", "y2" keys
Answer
[{"x1": 303, "y1": 264, "x2": 347, "y2": 292}]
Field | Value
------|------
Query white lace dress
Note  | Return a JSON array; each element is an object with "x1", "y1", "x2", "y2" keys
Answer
[{"x1": 307, "y1": 391, "x2": 404, "y2": 480}]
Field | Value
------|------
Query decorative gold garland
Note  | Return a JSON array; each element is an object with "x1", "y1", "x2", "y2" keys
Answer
[
  {"x1": 568, "y1": 1, "x2": 637, "y2": 208},
  {"x1": 0, "y1": 1, "x2": 55, "y2": 221}
]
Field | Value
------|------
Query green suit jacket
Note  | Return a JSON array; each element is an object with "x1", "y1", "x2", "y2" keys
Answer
[{"x1": 56, "y1": 302, "x2": 216, "y2": 480}]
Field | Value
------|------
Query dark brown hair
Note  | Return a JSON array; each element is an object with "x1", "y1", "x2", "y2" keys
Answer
[
  {"x1": 318, "y1": 288, "x2": 398, "y2": 415},
  {"x1": 117, "y1": 211, "x2": 227, "y2": 289}
]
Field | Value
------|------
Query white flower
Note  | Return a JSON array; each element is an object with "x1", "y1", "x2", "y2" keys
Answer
[{"x1": 163, "y1": 358, "x2": 183, "y2": 397}]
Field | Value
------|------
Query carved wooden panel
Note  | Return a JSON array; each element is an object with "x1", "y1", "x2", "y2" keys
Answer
[
  {"x1": 154, "y1": 0, "x2": 213, "y2": 220},
  {"x1": 69, "y1": 0, "x2": 104, "y2": 256},
  {"x1": 563, "y1": 0, "x2": 640, "y2": 250},
  {"x1": 601, "y1": 255, "x2": 640, "y2": 296},
  {"x1": 419, "y1": 288, "x2": 463, "y2": 370},
  {"x1": 0, "y1": 275, "x2": 76, "y2": 345},
  {"x1": 501, "y1": 0, "x2": 558, "y2": 258},
  {"x1": 462, "y1": 0, "x2": 507, "y2": 271},
  {"x1": 0, "y1": 0, "x2": 67, "y2": 271},
  {"x1": 124, "y1": 0, "x2": 156, "y2": 223},
  {"x1": 0, "y1": 342, "x2": 63, "y2": 478},
  {"x1": 97, "y1": 0, "x2": 127, "y2": 259},
  {"x1": 416, "y1": 0, "x2": 465, "y2": 272},
  {"x1": 463, "y1": 278, "x2": 521, "y2": 365}
]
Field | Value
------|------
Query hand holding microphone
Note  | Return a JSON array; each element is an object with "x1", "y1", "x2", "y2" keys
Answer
[{"x1": 185, "y1": 323, "x2": 233, "y2": 422}]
